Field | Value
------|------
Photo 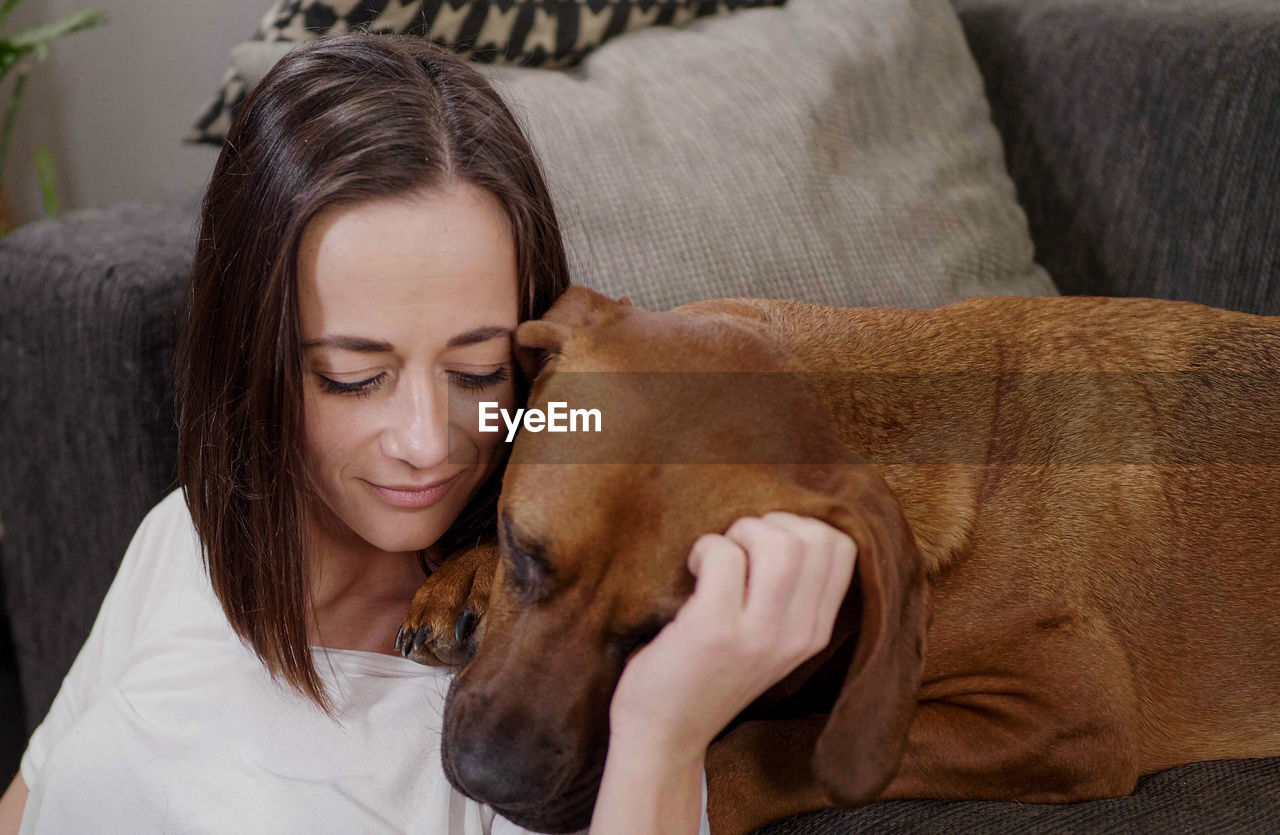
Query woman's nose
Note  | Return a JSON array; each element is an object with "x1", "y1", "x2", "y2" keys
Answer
[{"x1": 380, "y1": 374, "x2": 451, "y2": 470}]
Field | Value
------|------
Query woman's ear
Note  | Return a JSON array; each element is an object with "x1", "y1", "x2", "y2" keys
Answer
[{"x1": 806, "y1": 458, "x2": 930, "y2": 805}]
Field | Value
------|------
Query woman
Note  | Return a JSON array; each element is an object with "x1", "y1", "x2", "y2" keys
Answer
[{"x1": 0, "y1": 33, "x2": 854, "y2": 833}]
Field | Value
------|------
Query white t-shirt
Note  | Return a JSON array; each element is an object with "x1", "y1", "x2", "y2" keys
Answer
[{"x1": 20, "y1": 489, "x2": 710, "y2": 834}]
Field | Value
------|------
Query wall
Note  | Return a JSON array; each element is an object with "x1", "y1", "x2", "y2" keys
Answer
[{"x1": 7, "y1": 0, "x2": 267, "y2": 224}]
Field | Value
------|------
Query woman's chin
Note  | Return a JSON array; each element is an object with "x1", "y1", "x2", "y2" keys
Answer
[{"x1": 363, "y1": 524, "x2": 449, "y2": 556}]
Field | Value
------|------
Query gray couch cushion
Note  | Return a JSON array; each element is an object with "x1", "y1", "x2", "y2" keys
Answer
[
  {"x1": 231, "y1": 0, "x2": 1058, "y2": 311},
  {"x1": 758, "y1": 754, "x2": 1280, "y2": 833},
  {"x1": 0, "y1": 197, "x2": 199, "y2": 733},
  {"x1": 955, "y1": 0, "x2": 1280, "y2": 315}
]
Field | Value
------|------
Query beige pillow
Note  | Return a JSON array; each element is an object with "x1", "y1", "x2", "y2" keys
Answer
[{"x1": 226, "y1": 0, "x2": 1057, "y2": 311}]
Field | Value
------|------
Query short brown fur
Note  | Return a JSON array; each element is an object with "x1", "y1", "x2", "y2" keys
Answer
[{"x1": 404, "y1": 287, "x2": 1280, "y2": 833}]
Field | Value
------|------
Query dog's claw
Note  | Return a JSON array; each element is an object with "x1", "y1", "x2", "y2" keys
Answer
[
  {"x1": 400, "y1": 538, "x2": 498, "y2": 668},
  {"x1": 413, "y1": 625, "x2": 432, "y2": 651},
  {"x1": 455, "y1": 607, "x2": 478, "y2": 643},
  {"x1": 394, "y1": 624, "x2": 406, "y2": 652}
]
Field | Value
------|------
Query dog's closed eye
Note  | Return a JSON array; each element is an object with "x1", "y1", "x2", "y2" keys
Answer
[
  {"x1": 500, "y1": 514, "x2": 553, "y2": 602},
  {"x1": 609, "y1": 616, "x2": 671, "y2": 664}
]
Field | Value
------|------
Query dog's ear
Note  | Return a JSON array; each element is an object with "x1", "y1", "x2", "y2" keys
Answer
[
  {"x1": 513, "y1": 319, "x2": 569, "y2": 385},
  {"x1": 807, "y1": 458, "x2": 929, "y2": 805},
  {"x1": 514, "y1": 287, "x2": 633, "y2": 383},
  {"x1": 542, "y1": 286, "x2": 632, "y2": 329}
]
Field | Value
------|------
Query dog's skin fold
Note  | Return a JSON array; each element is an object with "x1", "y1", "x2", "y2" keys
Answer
[{"x1": 401, "y1": 286, "x2": 1280, "y2": 834}]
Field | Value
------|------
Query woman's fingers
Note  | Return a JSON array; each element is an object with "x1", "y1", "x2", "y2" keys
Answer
[
  {"x1": 762, "y1": 509, "x2": 855, "y2": 640},
  {"x1": 608, "y1": 513, "x2": 859, "y2": 754},
  {"x1": 759, "y1": 512, "x2": 847, "y2": 653},
  {"x1": 684, "y1": 533, "x2": 748, "y2": 620},
  {"x1": 735, "y1": 512, "x2": 858, "y2": 663},
  {"x1": 723, "y1": 516, "x2": 803, "y2": 635},
  {"x1": 680, "y1": 513, "x2": 857, "y2": 678},
  {"x1": 815, "y1": 524, "x2": 857, "y2": 645}
]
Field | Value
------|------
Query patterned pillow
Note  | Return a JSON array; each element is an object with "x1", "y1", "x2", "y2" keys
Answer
[
  {"x1": 186, "y1": 0, "x2": 786, "y2": 144},
  {"x1": 223, "y1": 0, "x2": 1058, "y2": 312}
]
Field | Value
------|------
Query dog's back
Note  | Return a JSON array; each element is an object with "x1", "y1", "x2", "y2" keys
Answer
[{"x1": 680, "y1": 294, "x2": 1280, "y2": 771}]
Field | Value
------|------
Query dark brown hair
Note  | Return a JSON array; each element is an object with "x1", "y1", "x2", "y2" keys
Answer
[{"x1": 174, "y1": 32, "x2": 571, "y2": 710}]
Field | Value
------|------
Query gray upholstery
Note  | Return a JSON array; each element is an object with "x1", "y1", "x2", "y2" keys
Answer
[
  {"x1": 955, "y1": 0, "x2": 1280, "y2": 314},
  {"x1": 759, "y1": 754, "x2": 1280, "y2": 833},
  {"x1": 0, "y1": 197, "x2": 199, "y2": 732},
  {"x1": 1, "y1": 0, "x2": 1278, "y2": 830}
]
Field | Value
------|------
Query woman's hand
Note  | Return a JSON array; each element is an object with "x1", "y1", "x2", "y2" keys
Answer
[
  {"x1": 609, "y1": 511, "x2": 858, "y2": 758},
  {"x1": 588, "y1": 512, "x2": 857, "y2": 835}
]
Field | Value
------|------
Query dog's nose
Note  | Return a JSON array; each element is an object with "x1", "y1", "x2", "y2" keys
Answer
[
  {"x1": 448, "y1": 730, "x2": 552, "y2": 807},
  {"x1": 451, "y1": 738, "x2": 525, "y2": 806},
  {"x1": 445, "y1": 692, "x2": 561, "y2": 807}
]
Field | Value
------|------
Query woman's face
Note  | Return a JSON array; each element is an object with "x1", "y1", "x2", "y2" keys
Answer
[{"x1": 297, "y1": 180, "x2": 519, "y2": 558}]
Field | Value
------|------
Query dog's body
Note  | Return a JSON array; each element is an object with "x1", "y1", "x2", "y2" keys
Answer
[{"x1": 402, "y1": 288, "x2": 1280, "y2": 833}]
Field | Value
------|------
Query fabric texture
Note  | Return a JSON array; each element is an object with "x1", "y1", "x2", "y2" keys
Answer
[
  {"x1": 3, "y1": 0, "x2": 1280, "y2": 831},
  {"x1": 229, "y1": 0, "x2": 1057, "y2": 311},
  {"x1": 0, "y1": 196, "x2": 200, "y2": 734},
  {"x1": 954, "y1": 0, "x2": 1280, "y2": 315},
  {"x1": 481, "y1": 0, "x2": 1056, "y2": 310},
  {"x1": 186, "y1": 0, "x2": 788, "y2": 143},
  {"x1": 18, "y1": 489, "x2": 628, "y2": 834},
  {"x1": 756, "y1": 755, "x2": 1280, "y2": 833}
]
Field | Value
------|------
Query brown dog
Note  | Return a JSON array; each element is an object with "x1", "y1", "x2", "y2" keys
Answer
[{"x1": 399, "y1": 286, "x2": 1280, "y2": 833}]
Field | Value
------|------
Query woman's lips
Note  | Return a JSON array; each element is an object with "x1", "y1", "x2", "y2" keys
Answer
[{"x1": 366, "y1": 474, "x2": 459, "y2": 508}]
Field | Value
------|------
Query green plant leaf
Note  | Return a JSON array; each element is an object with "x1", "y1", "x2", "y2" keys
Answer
[
  {"x1": 0, "y1": 41, "x2": 35, "y2": 78},
  {"x1": 8, "y1": 9, "x2": 105, "y2": 52},
  {"x1": 0, "y1": 0, "x2": 24, "y2": 34},
  {"x1": 0, "y1": 8, "x2": 104, "y2": 82},
  {"x1": 0, "y1": 64, "x2": 26, "y2": 189},
  {"x1": 34, "y1": 144, "x2": 57, "y2": 216}
]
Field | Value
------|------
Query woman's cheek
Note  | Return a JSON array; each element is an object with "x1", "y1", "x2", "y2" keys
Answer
[
  {"x1": 302, "y1": 390, "x2": 332, "y2": 459},
  {"x1": 449, "y1": 379, "x2": 516, "y2": 450},
  {"x1": 307, "y1": 394, "x2": 354, "y2": 452}
]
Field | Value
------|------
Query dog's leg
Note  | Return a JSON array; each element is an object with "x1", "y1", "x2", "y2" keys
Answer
[
  {"x1": 705, "y1": 690, "x2": 1141, "y2": 832},
  {"x1": 398, "y1": 537, "x2": 500, "y2": 666},
  {"x1": 805, "y1": 619, "x2": 1146, "y2": 808},
  {"x1": 875, "y1": 690, "x2": 1141, "y2": 804},
  {"x1": 705, "y1": 716, "x2": 833, "y2": 834}
]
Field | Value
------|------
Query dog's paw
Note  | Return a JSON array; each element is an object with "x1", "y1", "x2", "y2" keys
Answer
[{"x1": 396, "y1": 538, "x2": 499, "y2": 667}]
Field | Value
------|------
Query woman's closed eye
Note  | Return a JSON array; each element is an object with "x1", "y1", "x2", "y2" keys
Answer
[
  {"x1": 450, "y1": 366, "x2": 510, "y2": 393},
  {"x1": 315, "y1": 366, "x2": 510, "y2": 398},
  {"x1": 316, "y1": 372, "x2": 387, "y2": 398}
]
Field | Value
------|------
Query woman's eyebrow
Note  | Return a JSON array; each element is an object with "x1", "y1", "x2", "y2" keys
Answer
[
  {"x1": 301, "y1": 326, "x2": 512, "y2": 352},
  {"x1": 445, "y1": 325, "x2": 513, "y2": 348},
  {"x1": 301, "y1": 335, "x2": 391, "y2": 352}
]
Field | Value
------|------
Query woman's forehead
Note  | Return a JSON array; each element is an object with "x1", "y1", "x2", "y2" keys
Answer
[{"x1": 296, "y1": 184, "x2": 520, "y2": 341}]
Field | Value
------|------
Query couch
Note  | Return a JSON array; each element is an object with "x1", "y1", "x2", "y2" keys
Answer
[{"x1": 1, "y1": 0, "x2": 1277, "y2": 830}]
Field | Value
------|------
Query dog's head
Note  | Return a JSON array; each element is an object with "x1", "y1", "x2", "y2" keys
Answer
[{"x1": 440, "y1": 287, "x2": 928, "y2": 831}]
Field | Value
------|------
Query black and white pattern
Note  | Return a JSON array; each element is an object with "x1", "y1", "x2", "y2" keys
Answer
[{"x1": 187, "y1": 0, "x2": 787, "y2": 144}]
